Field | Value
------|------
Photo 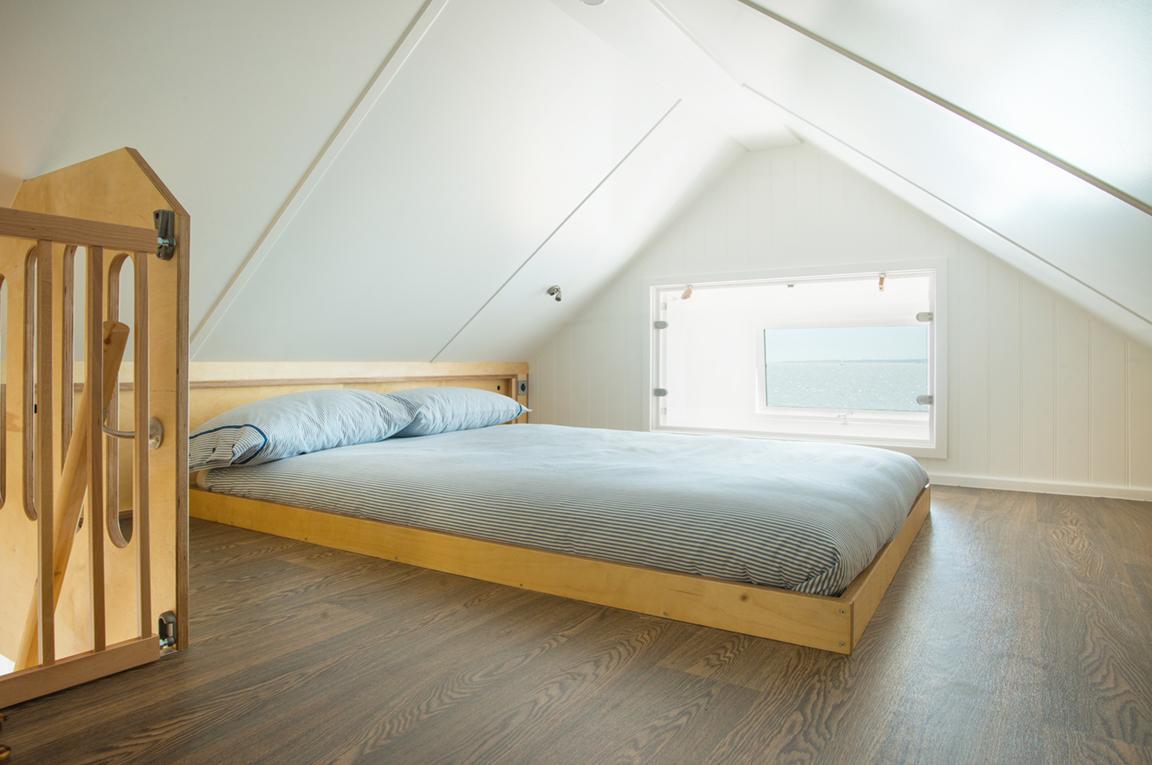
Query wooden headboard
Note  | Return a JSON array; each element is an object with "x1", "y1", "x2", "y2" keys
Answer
[{"x1": 189, "y1": 361, "x2": 529, "y2": 429}]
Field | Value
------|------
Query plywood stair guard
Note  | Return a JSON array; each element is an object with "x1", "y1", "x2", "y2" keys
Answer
[{"x1": 0, "y1": 149, "x2": 189, "y2": 710}]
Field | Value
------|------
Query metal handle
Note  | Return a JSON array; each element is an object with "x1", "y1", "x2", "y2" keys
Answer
[{"x1": 102, "y1": 411, "x2": 164, "y2": 449}]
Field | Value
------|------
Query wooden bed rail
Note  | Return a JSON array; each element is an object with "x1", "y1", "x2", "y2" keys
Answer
[{"x1": 0, "y1": 148, "x2": 188, "y2": 710}]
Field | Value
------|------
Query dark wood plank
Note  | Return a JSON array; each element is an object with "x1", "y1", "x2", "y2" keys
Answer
[{"x1": 2, "y1": 487, "x2": 1149, "y2": 764}]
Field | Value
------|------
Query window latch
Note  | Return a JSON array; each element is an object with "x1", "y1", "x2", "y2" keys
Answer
[
  {"x1": 653, "y1": 388, "x2": 668, "y2": 397},
  {"x1": 653, "y1": 320, "x2": 668, "y2": 330},
  {"x1": 915, "y1": 312, "x2": 934, "y2": 322},
  {"x1": 916, "y1": 394, "x2": 934, "y2": 406}
]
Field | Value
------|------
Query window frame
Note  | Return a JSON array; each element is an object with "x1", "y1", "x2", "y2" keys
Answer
[{"x1": 647, "y1": 261, "x2": 948, "y2": 459}]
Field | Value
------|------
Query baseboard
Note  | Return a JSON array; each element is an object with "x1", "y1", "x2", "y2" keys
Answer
[{"x1": 928, "y1": 472, "x2": 1152, "y2": 502}]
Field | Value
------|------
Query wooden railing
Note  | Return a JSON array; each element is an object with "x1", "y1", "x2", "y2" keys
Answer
[{"x1": 0, "y1": 204, "x2": 177, "y2": 708}]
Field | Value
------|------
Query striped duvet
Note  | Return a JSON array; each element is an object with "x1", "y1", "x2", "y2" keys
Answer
[{"x1": 197, "y1": 424, "x2": 928, "y2": 595}]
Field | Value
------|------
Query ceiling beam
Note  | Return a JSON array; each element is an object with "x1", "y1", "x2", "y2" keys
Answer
[{"x1": 730, "y1": 0, "x2": 1150, "y2": 216}]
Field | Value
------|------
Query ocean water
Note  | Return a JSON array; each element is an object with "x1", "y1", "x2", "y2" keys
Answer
[{"x1": 764, "y1": 360, "x2": 929, "y2": 412}]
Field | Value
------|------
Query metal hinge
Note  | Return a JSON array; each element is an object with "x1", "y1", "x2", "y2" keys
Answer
[
  {"x1": 653, "y1": 320, "x2": 668, "y2": 330},
  {"x1": 158, "y1": 611, "x2": 178, "y2": 648},
  {"x1": 915, "y1": 311, "x2": 934, "y2": 322},
  {"x1": 916, "y1": 394, "x2": 934, "y2": 406},
  {"x1": 653, "y1": 388, "x2": 668, "y2": 397},
  {"x1": 154, "y1": 209, "x2": 176, "y2": 260}
]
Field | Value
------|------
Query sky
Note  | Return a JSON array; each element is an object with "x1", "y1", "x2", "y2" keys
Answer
[{"x1": 763, "y1": 326, "x2": 928, "y2": 363}]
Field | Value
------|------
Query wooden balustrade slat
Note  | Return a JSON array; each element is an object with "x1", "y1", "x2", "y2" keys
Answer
[
  {"x1": 21, "y1": 249, "x2": 37, "y2": 521},
  {"x1": 88, "y1": 246, "x2": 107, "y2": 653},
  {"x1": 35, "y1": 239, "x2": 55, "y2": 667},
  {"x1": 134, "y1": 253, "x2": 151, "y2": 638},
  {"x1": 16, "y1": 320, "x2": 129, "y2": 668},
  {"x1": 0, "y1": 207, "x2": 155, "y2": 253}
]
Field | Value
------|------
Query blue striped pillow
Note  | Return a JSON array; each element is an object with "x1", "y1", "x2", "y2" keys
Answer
[
  {"x1": 189, "y1": 389, "x2": 417, "y2": 470},
  {"x1": 393, "y1": 387, "x2": 527, "y2": 437}
]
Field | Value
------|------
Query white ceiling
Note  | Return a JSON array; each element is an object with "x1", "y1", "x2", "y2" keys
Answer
[
  {"x1": 0, "y1": 0, "x2": 429, "y2": 327},
  {"x1": 437, "y1": 104, "x2": 741, "y2": 361},
  {"x1": 652, "y1": 0, "x2": 1152, "y2": 345},
  {"x1": 2, "y1": 0, "x2": 1148, "y2": 356},
  {"x1": 743, "y1": 0, "x2": 1152, "y2": 203},
  {"x1": 196, "y1": 0, "x2": 761, "y2": 360}
]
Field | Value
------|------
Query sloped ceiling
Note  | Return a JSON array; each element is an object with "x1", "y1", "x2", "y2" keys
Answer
[
  {"x1": 1, "y1": 0, "x2": 774, "y2": 362},
  {"x1": 741, "y1": 0, "x2": 1152, "y2": 201},
  {"x1": 647, "y1": 0, "x2": 1152, "y2": 346},
  {"x1": 2, "y1": 0, "x2": 1148, "y2": 356},
  {"x1": 0, "y1": 0, "x2": 427, "y2": 327},
  {"x1": 196, "y1": 0, "x2": 756, "y2": 360}
]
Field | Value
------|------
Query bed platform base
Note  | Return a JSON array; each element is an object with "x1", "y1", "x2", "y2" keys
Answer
[{"x1": 191, "y1": 485, "x2": 929, "y2": 654}]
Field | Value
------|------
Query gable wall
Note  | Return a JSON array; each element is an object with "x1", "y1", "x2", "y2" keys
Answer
[{"x1": 529, "y1": 144, "x2": 1152, "y2": 499}]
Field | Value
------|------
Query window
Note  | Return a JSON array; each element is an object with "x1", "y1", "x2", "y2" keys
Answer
[{"x1": 650, "y1": 267, "x2": 944, "y2": 457}]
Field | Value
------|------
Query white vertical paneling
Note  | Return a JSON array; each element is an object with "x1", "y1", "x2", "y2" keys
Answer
[
  {"x1": 529, "y1": 143, "x2": 1152, "y2": 497},
  {"x1": 576, "y1": 320, "x2": 594, "y2": 426},
  {"x1": 728, "y1": 160, "x2": 754, "y2": 272},
  {"x1": 530, "y1": 341, "x2": 555, "y2": 424},
  {"x1": 748, "y1": 155, "x2": 774, "y2": 262},
  {"x1": 987, "y1": 261, "x2": 1023, "y2": 476},
  {"x1": 1020, "y1": 280, "x2": 1056, "y2": 479},
  {"x1": 1128, "y1": 342, "x2": 1152, "y2": 487},
  {"x1": 552, "y1": 330, "x2": 575, "y2": 426},
  {"x1": 767, "y1": 151, "x2": 799, "y2": 249},
  {"x1": 1090, "y1": 323, "x2": 1128, "y2": 485},
  {"x1": 945, "y1": 242, "x2": 990, "y2": 476},
  {"x1": 1053, "y1": 303, "x2": 1092, "y2": 483}
]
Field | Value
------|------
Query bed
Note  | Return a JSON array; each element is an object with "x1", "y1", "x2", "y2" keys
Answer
[{"x1": 188, "y1": 363, "x2": 931, "y2": 654}]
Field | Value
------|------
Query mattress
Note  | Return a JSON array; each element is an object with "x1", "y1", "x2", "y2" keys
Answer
[{"x1": 197, "y1": 424, "x2": 929, "y2": 596}]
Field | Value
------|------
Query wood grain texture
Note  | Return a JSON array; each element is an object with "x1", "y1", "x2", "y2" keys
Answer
[
  {"x1": 189, "y1": 489, "x2": 858, "y2": 653},
  {"x1": 0, "y1": 208, "x2": 156, "y2": 253},
  {"x1": 0, "y1": 637, "x2": 160, "y2": 709},
  {"x1": 3, "y1": 486, "x2": 1149, "y2": 763},
  {"x1": 190, "y1": 486, "x2": 929, "y2": 654},
  {"x1": 0, "y1": 148, "x2": 189, "y2": 698}
]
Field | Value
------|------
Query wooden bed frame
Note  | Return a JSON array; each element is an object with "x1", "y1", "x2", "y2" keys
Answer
[{"x1": 188, "y1": 362, "x2": 929, "y2": 655}]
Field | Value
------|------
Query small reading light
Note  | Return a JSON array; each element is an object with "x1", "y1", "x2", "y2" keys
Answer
[{"x1": 547, "y1": 285, "x2": 562, "y2": 302}]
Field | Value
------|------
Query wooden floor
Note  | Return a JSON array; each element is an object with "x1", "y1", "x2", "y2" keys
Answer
[{"x1": 3, "y1": 487, "x2": 1150, "y2": 764}]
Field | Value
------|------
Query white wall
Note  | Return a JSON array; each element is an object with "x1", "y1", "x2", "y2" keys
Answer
[{"x1": 529, "y1": 144, "x2": 1152, "y2": 500}]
